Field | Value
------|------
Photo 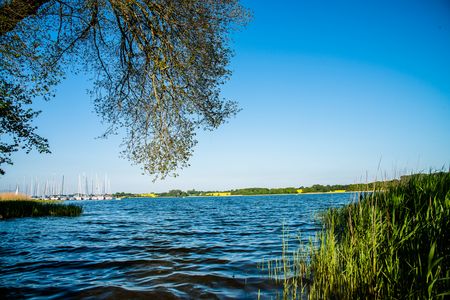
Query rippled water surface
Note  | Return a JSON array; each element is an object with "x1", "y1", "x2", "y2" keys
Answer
[{"x1": 1, "y1": 194, "x2": 353, "y2": 299}]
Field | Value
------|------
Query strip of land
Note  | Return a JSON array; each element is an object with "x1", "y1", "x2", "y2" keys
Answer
[{"x1": 114, "y1": 176, "x2": 412, "y2": 198}]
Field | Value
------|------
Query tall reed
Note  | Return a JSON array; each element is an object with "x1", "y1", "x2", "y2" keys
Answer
[
  {"x1": 0, "y1": 198, "x2": 82, "y2": 219},
  {"x1": 268, "y1": 172, "x2": 450, "y2": 299}
]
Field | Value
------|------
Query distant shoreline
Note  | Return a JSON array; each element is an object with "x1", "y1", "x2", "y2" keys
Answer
[
  {"x1": 115, "y1": 178, "x2": 403, "y2": 199},
  {"x1": 123, "y1": 191, "x2": 360, "y2": 199}
]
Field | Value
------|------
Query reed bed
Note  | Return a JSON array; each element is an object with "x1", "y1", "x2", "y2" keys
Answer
[
  {"x1": 266, "y1": 172, "x2": 450, "y2": 299},
  {"x1": 0, "y1": 192, "x2": 31, "y2": 201},
  {"x1": 0, "y1": 195, "x2": 82, "y2": 219}
]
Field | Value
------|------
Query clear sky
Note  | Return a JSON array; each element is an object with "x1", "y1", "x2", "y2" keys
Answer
[{"x1": 2, "y1": 0, "x2": 450, "y2": 193}]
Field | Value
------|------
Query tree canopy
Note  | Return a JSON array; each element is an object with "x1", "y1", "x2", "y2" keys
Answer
[{"x1": 0, "y1": 0, "x2": 249, "y2": 177}]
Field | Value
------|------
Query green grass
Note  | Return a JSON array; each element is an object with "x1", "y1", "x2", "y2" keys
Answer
[
  {"x1": 0, "y1": 200, "x2": 82, "y2": 219},
  {"x1": 266, "y1": 171, "x2": 450, "y2": 299}
]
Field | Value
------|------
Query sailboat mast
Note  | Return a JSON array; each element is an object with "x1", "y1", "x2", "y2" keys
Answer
[
  {"x1": 85, "y1": 176, "x2": 89, "y2": 196},
  {"x1": 61, "y1": 175, "x2": 65, "y2": 196},
  {"x1": 78, "y1": 175, "x2": 81, "y2": 196}
]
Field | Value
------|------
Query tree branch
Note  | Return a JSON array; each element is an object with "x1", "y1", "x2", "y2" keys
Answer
[{"x1": 0, "y1": 0, "x2": 50, "y2": 36}]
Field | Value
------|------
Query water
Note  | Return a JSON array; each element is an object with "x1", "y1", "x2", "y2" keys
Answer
[{"x1": 0, "y1": 194, "x2": 353, "y2": 299}]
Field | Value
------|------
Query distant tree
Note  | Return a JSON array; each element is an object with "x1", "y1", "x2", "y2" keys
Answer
[
  {"x1": 0, "y1": 0, "x2": 249, "y2": 178},
  {"x1": 160, "y1": 189, "x2": 186, "y2": 197},
  {"x1": 186, "y1": 189, "x2": 200, "y2": 196}
]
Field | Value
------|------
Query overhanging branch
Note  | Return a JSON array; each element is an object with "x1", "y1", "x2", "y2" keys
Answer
[{"x1": 0, "y1": 0, "x2": 49, "y2": 36}]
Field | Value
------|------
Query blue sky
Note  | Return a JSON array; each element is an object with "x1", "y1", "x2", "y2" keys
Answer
[{"x1": 2, "y1": 0, "x2": 449, "y2": 193}]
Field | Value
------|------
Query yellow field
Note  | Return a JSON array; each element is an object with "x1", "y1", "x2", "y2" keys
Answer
[
  {"x1": 205, "y1": 192, "x2": 232, "y2": 197},
  {"x1": 0, "y1": 192, "x2": 31, "y2": 201}
]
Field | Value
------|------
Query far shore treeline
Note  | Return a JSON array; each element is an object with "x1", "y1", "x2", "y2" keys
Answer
[{"x1": 114, "y1": 175, "x2": 416, "y2": 198}]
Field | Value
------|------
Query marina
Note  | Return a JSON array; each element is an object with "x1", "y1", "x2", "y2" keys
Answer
[{"x1": 1, "y1": 174, "x2": 116, "y2": 201}]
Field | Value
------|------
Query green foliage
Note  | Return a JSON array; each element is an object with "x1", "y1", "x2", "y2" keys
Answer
[
  {"x1": 0, "y1": 0, "x2": 250, "y2": 178},
  {"x1": 113, "y1": 192, "x2": 139, "y2": 198},
  {"x1": 0, "y1": 81, "x2": 50, "y2": 174},
  {"x1": 158, "y1": 189, "x2": 188, "y2": 197},
  {"x1": 113, "y1": 179, "x2": 409, "y2": 199},
  {"x1": 186, "y1": 189, "x2": 202, "y2": 196},
  {"x1": 115, "y1": 190, "x2": 190, "y2": 198},
  {"x1": 300, "y1": 184, "x2": 347, "y2": 193},
  {"x1": 230, "y1": 187, "x2": 298, "y2": 195},
  {"x1": 0, "y1": 200, "x2": 82, "y2": 219},
  {"x1": 269, "y1": 172, "x2": 450, "y2": 299},
  {"x1": 298, "y1": 180, "x2": 401, "y2": 193}
]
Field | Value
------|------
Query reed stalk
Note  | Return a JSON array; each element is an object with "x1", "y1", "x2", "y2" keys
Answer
[
  {"x1": 0, "y1": 196, "x2": 82, "y2": 219},
  {"x1": 267, "y1": 171, "x2": 450, "y2": 299}
]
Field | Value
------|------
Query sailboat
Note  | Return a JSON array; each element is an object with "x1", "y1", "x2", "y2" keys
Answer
[{"x1": 73, "y1": 175, "x2": 83, "y2": 200}]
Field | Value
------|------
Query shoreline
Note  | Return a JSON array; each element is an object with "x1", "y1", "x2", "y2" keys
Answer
[{"x1": 124, "y1": 191, "x2": 360, "y2": 199}]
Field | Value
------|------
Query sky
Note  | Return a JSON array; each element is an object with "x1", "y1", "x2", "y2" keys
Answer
[{"x1": 1, "y1": 0, "x2": 450, "y2": 194}]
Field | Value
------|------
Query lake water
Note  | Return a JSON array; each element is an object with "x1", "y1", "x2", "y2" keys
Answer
[{"x1": 0, "y1": 194, "x2": 353, "y2": 299}]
